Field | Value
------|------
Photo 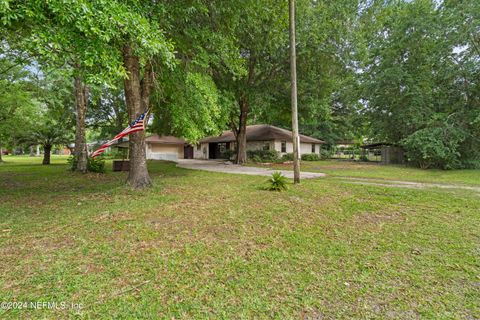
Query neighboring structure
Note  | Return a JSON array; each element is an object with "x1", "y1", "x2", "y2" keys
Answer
[
  {"x1": 56, "y1": 147, "x2": 72, "y2": 155},
  {"x1": 335, "y1": 140, "x2": 356, "y2": 148},
  {"x1": 361, "y1": 143, "x2": 405, "y2": 164},
  {"x1": 332, "y1": 139, "x2": 357, "y2": 160},
  {"x1": 195, "y1": 124, "x2": 325, "y2": 160}
]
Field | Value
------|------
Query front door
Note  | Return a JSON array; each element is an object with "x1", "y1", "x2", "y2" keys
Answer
[
  {"x1": 208, "y1": 143, "x2": 216, "y2": 159},
  {"x1": 184, "y1": 145, "x2": 194, "y2": 159}
]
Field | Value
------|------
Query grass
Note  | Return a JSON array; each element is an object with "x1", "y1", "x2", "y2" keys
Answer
[
  {"x1": 0, "y1": 155, "x2": 479, "y2": 319},
  {"x1": 251, "y1": 160, "x2": 480, "y2": 186}
]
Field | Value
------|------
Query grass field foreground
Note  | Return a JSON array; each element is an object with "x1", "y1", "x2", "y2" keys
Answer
[
  {"x1": 0, "y1": 156, "x2": 479, "y2": 319},
  {"x1": 252, "y1": 160, "x2": 480, "y2": 186}
]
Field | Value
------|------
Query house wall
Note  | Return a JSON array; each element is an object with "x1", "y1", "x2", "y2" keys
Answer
[
  {"x1": 245, "y1": 140, "x2": 322, "y2": 156},
  {"x1": 381, "y1": 146, "x2": 405, "y2": 165},
  {"x1": 146, "y1": 143, "x2": 184, "y2": 161},
  {"x1": 273, "y1": 140, "x2": 322, "y2": 156},
  {"x1": 300, "y1": 142, "x2": 320, "y2": 155},
  {"x1": 55, "y1": 148, "x2": 71, "y2": 155},
  {"x1": 194, "y1": 143, "x2": 209, "y2": 159},
  {"x1": 246, "y1": 141, "x2": 273, "y2": 151},
  {"x1": 193, "y1": 140, "x2": 323, "y2": 160}
]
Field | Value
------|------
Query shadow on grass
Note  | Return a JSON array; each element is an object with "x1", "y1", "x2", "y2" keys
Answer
[
  {"x1": 0, "y1": 163, "x2": 69, "y2": 170},
  {"x1": 0, "y1": 160, "x2": 201, "y2": 201}
]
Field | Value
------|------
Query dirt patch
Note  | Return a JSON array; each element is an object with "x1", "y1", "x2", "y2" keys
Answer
[
  {"x1": 311, "y1": 162, "x2": 379, "y2": 171},
  {"x1": 337, "y1": 177, "x2": 480, "y2": 193},
  {"x1": 349, "y1": 211, "x2": 407, "y2": 233},
  {"x1": 252, "y1": 161, "x2": 383, "y2": 173},
  {"x1": 353, "y1": 212, "x2": 404, "y2": 224}
]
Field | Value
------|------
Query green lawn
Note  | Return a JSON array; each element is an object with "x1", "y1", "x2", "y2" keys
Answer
[
  {"x1": 0, "y1": 156, "x2": 479, "y2": 319},
  {"x1": 253, "y1": 160, "x2": 480, "y2": 186}
]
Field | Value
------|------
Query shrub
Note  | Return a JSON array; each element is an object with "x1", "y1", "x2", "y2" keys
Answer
[
  {"x1": 67, "y1": 155, "x2": 79, "y2": 171},
  {"x1": 250, "y1": 155, "x2": 262, "y2": 163},
  {"x1": 403, "y1": 126, "x2": 464, "y2": 169},
  {"x1": 359, "y1": 154, "x2": 369, "y2": 162},
  {"x1": 319, "y1": 148, "x2": 331, "y2": 160},
  {"x1": 247, "y1": 149, "x2": 279, "y2": 162},
  {"x1": 301, "y1": 153, "x2": 321, "y2": 161},
  {"x1": 101, "y1": 150, "x2": 125, "y2": 159},
  {"x1": 68, "y1": 155, "x2": 106, "y2": 173},
  {"x1": 222, "y1": 149, "x2": 235, "y2": 160},
  {"x1": 265, "y1": 172, "x2": 288, "y2": 191},
  {"x1": 88, "y1": 156, "x2": 106, "y2": 173},
  {"x1": 281, "y1": 153, "x2": 294, "y2": 161}
]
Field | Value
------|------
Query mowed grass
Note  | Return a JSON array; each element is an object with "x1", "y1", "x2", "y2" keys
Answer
[
  {"x1": 0, "y1": 156, "x2": 479, "y2": 319},
  {"x1": 253, "y1": 160, "x2": 480, "y2": 186}
]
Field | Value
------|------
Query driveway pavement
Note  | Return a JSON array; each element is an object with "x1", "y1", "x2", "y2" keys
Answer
[{"x1": 177, "y1": 159, "x2": 326, "y2": 179}]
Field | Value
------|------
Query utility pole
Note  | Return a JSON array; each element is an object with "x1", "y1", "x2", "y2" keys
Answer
[{"x1": 289, "y1": 0, "x2": 300, "y2": 183}]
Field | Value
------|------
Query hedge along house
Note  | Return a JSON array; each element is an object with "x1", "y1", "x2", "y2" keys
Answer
[{"x1": 195, "y1": 124, "x2": 325, "y2": 160}]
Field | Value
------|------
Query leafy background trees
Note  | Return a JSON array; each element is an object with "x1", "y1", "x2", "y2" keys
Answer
[
  {"x1": 360, "y1": 0, "x2": 480, "y2": 169},
  {"x1": 0, "y1": 53, "x2": 38, "y2": 161},
  {"x1": 0, "y1": 0, "x2": 479, "y2": 176}
]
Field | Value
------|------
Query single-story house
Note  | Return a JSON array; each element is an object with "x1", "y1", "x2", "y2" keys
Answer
[{"x1": 195, "y1": 124, "x2": 325, "y2": 160}]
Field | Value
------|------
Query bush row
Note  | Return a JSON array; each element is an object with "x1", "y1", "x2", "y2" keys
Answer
[
  {"x1": 67, "y1": 155, "x2": 106, "y2": 173},
  {"x1": 246, "y1": 149, "x2": 329, "y2": 163}
]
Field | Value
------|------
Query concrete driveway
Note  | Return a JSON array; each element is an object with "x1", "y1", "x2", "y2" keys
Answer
[{"x1": 177, "y1": 159, "x2": 326, "y2": 179}]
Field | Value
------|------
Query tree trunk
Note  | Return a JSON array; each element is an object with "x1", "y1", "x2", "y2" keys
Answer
[
  {"x1": 74, "y1": 76, "x2": 89, "y2": 173},
  {"x1": 235, "y1": 95, "x2": 249, "y2": 165},
  {"x1": 42, "y1": 144, "x2": 51, "y2": 165},
  {"x1": 123, "y1": 45, "x2": 152, "y2": 189}
]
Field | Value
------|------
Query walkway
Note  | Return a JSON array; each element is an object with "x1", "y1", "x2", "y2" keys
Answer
[
  {"x1": 336, "y1": 177, "x2": 480, "y2": 193},
  {"x1": 176, "y1": 159, "x2": 326, "y2": 179}
]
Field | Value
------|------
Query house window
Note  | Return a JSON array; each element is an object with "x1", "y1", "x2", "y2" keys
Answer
[
  {"x1": 263, "y1": 142, "x2": 270, "y2": 151},
  {"x1": 311, "y1": 144, "x2": 316, "y2": 153},
  {"x1": 219, "y1": 143, "x2": 227, "y2": 153},
  {"x1": 196, "y1": 144, "x2": 201, "y2": 151},
  {"x1": 281, "y1": 141, "x2": 286, "y2": 153}
]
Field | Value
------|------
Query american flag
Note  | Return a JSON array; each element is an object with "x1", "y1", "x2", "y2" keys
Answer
[{"x1": 91, "y1": 111, "x2": 148, "y2": 158}]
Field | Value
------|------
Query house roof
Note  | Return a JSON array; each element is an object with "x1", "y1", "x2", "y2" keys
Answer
[
  {"x1": 336, "y1": 139, "x2": 356, "y2": 145},
  {"x1": 361, "y1": 142, "x2": 400, "y2": 149},
  {"x1": 200, "y1": 124, "x2": 325, "y2": 144},
  {"x1": 145, "y1": 135, "x2": 186, "y2": 145}
]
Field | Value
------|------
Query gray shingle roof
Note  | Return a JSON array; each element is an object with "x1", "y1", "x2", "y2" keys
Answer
[
  {"x1": 145, "y1": 135, "x2": 186, "y2": 144},
  {"x1": 200, "y1": 125, "x2": 325, "y2": 144}
]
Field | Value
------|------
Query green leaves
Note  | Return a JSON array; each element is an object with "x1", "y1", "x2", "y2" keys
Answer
[
  {"x1": 152, "y1": 68, "x2": 229, "y2": 143},
  {"x1": 265, "y1": 171, "x2": 288, "y2": 192},
  {"x1": 1, "y1": 0, "x2": 176, "y2": 85},
  {"x1": 403, "y1": 126, "x2": 465, "y2": 169},
  {"x1": 360, "y1": 0, "x2": 480, "y2": 168}
]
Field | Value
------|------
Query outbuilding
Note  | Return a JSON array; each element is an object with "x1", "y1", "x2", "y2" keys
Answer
[{"x1": 361, "y1": 143, "x2": 405, "y2": 164}]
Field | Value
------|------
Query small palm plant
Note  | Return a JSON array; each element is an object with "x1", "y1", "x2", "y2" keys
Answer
[{"x1": 266, "y1": 172, "x2": 288, "y2": 191}]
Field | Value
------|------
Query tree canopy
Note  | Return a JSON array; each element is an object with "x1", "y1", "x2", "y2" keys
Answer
[
  {"x1": 1, "y1": 0, "x2": 478, "y2": 172},
  {"x1": 360, "y1": 0, "x2": 480, "y2": 168}
]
